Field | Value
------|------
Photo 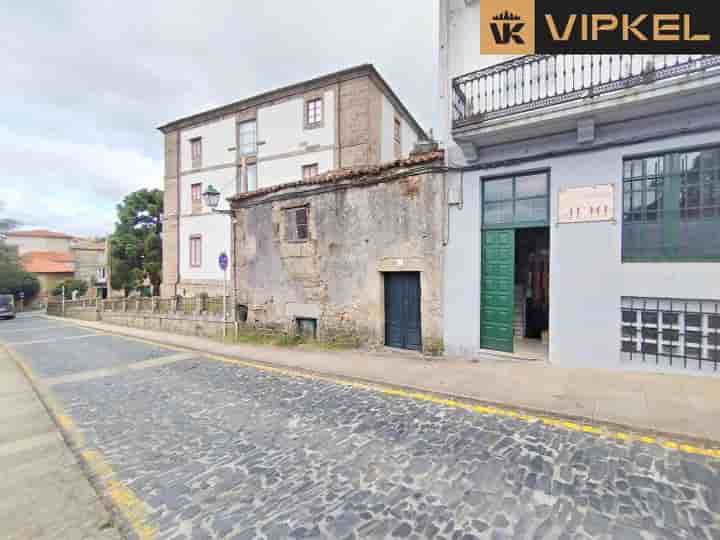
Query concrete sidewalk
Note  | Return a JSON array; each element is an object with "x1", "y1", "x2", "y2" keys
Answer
[
  {"x1": 0, "y1": 345, "x2": 121, "y2": 540},
  {"x1": 51, "y1": 316, "x2": 720, "y2": 445}
]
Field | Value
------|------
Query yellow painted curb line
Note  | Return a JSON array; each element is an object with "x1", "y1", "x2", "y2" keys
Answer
[
  {"x1": 203, "y1": 352, "x2": 720, "y2": 460},
  {"x1": 31, "y1": 321, "x2": 720, "y2": 460},
  {"x1": 1, "y1": 343, "x2": 157, "y2": 540},
  {"x1": 83, "y1": 450, "x2": 157, "y2": 540}
]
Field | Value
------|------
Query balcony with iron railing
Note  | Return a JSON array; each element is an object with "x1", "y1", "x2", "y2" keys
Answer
[{"x1": 452, "y1": 54, "x2": 720, "y2": 130}]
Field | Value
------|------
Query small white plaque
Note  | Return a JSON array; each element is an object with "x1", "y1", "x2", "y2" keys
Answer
[{"x1": 558, "y1": 184, "x2": 615, "y2": 224}]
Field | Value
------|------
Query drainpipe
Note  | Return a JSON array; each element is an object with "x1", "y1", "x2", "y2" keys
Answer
[{"x1": 230, "y1": 209, "x2": 238, "y2": 326}]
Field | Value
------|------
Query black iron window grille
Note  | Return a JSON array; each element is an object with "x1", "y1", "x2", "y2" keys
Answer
[{"x1": 621, "y1": 297, "x2": 720, "y2": 371}]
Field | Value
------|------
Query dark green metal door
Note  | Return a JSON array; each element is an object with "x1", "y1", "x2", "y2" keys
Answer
[
  {"x1": 385, "y1": 272, "x2": 422, "y2": 351},
  {"x1": 480, "y1": 230, "x2": 515, "y2": 353}
]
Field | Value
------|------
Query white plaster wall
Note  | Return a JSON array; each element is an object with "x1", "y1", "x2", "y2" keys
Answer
[
  {"x1": 444, "y1": 129, "x2": 720, "y2": 371},
  {"x1": 401, "y1": 117, "x2": 418, "y2": 157},
  {"x1": 180, "y1": 168, "x2": 236, "y2": 215},
  {"x1": 380, "y1": 95, "x2": 395, "y2": 163},
  {"x1": 258, "y1": 90, "x2": 335, "y2": 158},
  {"x1": 180, "y1": 116, "x2": 235, "y2": 171},
  {"x1": 178, "y1": 213, "x2": 232, "y2": 282},
  {"x1": 438, "y1": 0, "x2": 512, "y2": 144},
  {"x1": 257, "y1": 149, "x2": 334, "y2": 189}
]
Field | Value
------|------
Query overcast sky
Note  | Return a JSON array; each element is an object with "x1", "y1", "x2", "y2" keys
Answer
[{"x1": 0, "y1": 1, "x2": 437, "y2": 237}]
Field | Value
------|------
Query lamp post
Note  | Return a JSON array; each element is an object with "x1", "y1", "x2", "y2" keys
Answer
[{"x1": 202, "y1": 185, "x2": 236, "y2": 326}]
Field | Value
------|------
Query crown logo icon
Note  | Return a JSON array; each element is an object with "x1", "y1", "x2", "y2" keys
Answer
[{"x1": 492, "y1": 11, "x2": 522, "y2": 21}]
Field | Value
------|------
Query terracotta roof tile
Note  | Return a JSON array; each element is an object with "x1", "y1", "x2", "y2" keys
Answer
[
  {"x1": 229, "y1": 150, "x2": 444, "y2": 203},
  {"x1": 20, "y1": 251, "x2": 75, "y2": 274},
  {"x1": 6, "y1": 229, "x2": 73, "y2": 239}
]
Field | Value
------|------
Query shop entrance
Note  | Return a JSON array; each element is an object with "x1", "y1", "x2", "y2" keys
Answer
[
  {"x1": 479, "y1": 227, "x2": 549, "y2": 357},
  {"x1": 479, "y1": 170, "x2": 550, "y2": 358},
  {"x1": 513, "y1": 227, "x2": 549, "y2": 357}
]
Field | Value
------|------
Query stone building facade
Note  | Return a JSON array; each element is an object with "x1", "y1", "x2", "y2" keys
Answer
[
  {"x1": 70, "y1": 238, "x2": 108, "y2": 297},
  {"x1": 159, "y1": 64, "x2": 425, "y2": 297},
  {"x1": 229, "y1": 150, "x2": 445, "y2": 352}
]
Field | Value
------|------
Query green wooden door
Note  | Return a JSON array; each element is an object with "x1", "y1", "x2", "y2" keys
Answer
[{"x1": 480, "y1": 229, "x2": 515, "y2": 353}]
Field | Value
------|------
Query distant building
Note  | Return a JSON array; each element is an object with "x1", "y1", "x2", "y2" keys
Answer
[
  {"x1": 6, "y1": 229, "x2": 109, "y2": 298},
  {"x1": 5, "y1": 229, "x2": 73, "y2": 255},
  {"x1": 70, "y1": 238, "x2": 108, "y2": 298},
  {"x1": 19, "y1": 251, "x2": 75, "y2": 298},
  {"x1": 159, "y1": 64, "x2": 426, "y2": 297}
]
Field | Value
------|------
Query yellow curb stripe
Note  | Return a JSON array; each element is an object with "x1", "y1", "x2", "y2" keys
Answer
[
  {"x1": 2, "y1": 347, "x2": 156, "y2": 540},
  {"x1": 29, "y1": 326, "x2": 720, "y2": 461},
  {"x1": 203, "y1": 353, "x2": 720, "y2": 460},
  {"x1": 83, "y1": 450, "x2": 157, "y2": 540}
]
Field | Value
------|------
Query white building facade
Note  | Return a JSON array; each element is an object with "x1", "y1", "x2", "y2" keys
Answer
[
  {"x1": 160, "y1": 65, "x2": 425, "y2": 297},
  {"x1": 439, "y1": 0, "x2": 720, "y2": 374}
]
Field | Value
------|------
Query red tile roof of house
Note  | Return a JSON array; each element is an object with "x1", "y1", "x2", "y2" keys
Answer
[
  {"x1": 228, "y1": 150, "x2": 444, "y2": 203},
  {"x1": 20, "y1": 251, "x2": 75, "y2": 274},
  {"x1": 6, "y1": 229, "x2": 73, "y2": 239}
]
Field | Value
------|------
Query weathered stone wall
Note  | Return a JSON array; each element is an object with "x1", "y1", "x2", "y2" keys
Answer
[
  {"x1": 338, "y1": 76, "x2": 384, "y2": 168},
  {"x1": 176, "y1": 279, "x2": 226, "y2": 297},
  {"x1": 52, "y1": 306, "x2": 289, "y2": 342},
  {"x1": 234, "y1": 168, "x2": 445, "y2": 352}
]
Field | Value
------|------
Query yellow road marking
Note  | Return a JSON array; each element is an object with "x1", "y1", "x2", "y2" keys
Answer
[
  {"x1": 21, "y1": 322, "x2": 720, "y2": 460},
  {"x1": 83, "y1": 450, "x2": 157, "y2": 540},
  {"x1": 202, "y1": 352, "x2": 720, "y2": 460},
  {"x1": 1, "y1": 344, "x2": 157, "y2": 539}
]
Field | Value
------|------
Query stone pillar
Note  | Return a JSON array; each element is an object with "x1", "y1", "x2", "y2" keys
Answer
[{"x1": 161, "y1": 130, "x2": 180, "y2": 297}]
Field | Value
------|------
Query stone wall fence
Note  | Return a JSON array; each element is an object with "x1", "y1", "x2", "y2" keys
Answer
[{"x1": 46, "y1": 295, "x2": 298, "y2": 342}]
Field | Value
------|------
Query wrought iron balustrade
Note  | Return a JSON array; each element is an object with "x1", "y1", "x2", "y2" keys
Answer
[{"x1": 453, "y1": 55, "x2": 720, "y2": 127}]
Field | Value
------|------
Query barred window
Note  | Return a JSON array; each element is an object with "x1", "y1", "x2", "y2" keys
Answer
[
  {"x1": 286, "y1": 207, "x2": 309, "y2": 242},
  {"x1": 621, "y1": 297, "x2": 720, "y2": 372},
  {"x1": 622, "y1": 146, "x2": 720, "y2": 261}
]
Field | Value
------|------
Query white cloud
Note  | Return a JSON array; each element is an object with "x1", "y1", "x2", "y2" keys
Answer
[
  {"x1": 0, "y1": 127, "x2": 161, "y2": 235},
  {"x1": 0, "y1": 0, "x2": 435, "y2": 237}
]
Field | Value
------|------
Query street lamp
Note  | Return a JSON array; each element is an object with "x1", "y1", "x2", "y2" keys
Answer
[
  {"x1": 201, "y1": 184, "x2": 236, "y2": 327},
  {"x1": 202, "y1": 185, "x2": 222, "y2": 209}
]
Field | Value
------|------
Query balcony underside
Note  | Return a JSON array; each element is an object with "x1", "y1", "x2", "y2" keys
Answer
[{"x1": 452, "y1": 55, "x2": 720, "y2": 157}]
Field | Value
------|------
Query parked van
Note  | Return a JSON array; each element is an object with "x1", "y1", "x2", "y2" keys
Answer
[{"x1": 0, "y1": 295, "x2": 16, "y2": 319}]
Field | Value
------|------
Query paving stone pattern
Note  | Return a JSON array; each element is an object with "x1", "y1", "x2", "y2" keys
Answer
[
  {"x1": 17, "y1": 334, "x2": 171, "y2": 377},
  {"x1": 44, "y1": 357, "x2": 720, "y2": 540}
]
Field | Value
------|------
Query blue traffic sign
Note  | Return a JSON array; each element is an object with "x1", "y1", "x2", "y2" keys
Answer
[{"x1": 218, "y1": 252, "x2": 229, "y2": 271}]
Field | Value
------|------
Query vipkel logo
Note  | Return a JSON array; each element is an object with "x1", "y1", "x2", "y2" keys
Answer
[
  {"x1": 479, "y1": 0, "x2": 718, "y2": 54},
  {"x1": 490, "y1": 11, "x2": 526, "y2": 45}
]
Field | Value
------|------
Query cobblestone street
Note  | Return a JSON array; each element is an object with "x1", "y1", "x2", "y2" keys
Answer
[{"x1": 2, "y1": 316, "x2": 719, "y2": 540}]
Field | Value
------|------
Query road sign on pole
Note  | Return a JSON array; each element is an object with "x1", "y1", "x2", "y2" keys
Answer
[
  {"x1": 218, "y1": 252, "x2": 229, "y2": 271},
  {"x1": 219, "y1": 252, "x2": 229, "y2": 338}
]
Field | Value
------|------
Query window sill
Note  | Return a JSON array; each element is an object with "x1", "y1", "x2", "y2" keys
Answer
[{"x1": 303, "y1": 122, "x2": 323, "y2": 131}]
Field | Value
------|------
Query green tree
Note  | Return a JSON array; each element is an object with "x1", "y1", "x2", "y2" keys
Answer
[
  {"x1": 0, "y1": 201, "x2": 20, "y2": 265},
  {"x1": 0, "y1": 264, "x2": 40, "y2": 300},
  {"x1": 0, "y1": 200, "x2": 38, "y2": 299},
  {"x1": 51, "y1": 278, "x2": 88, "y2": 299},
  {"x1": 109, "y1": 189, "x2": 163, "y2": 296}
]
